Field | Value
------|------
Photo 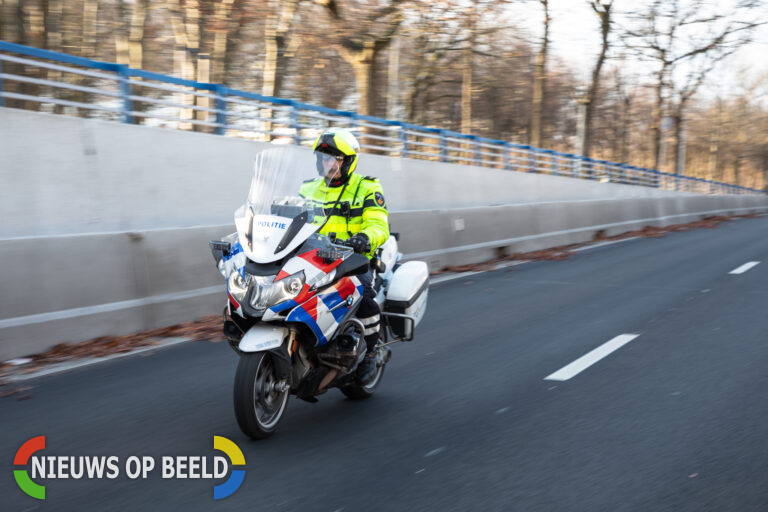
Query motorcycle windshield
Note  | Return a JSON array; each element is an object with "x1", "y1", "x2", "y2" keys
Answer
[{"x1": 235, "y1": 146, "x2": 336, "y2": 263}]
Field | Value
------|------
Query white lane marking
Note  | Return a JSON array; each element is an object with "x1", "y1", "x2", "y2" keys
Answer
[
  {"x1": 495, "y1": 407, "x2": 510, "y2": 414},
  {"x1": 415, "y1": 468, "x2": 426, "y2": 474},
  {"x1": 544, "y1": 334, "x2": 640, "y2": 381},
  {"x1": 425, "y1": 447, "x2": 445, "y2": 457},
  {"x1": 729, "y1": 261, "x2": 760, "y2": 275}
]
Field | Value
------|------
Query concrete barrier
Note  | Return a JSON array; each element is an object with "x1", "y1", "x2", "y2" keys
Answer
[
  {"x1": 3, "y1": 196, "x2": 767, "y2": 360},
  {"x1": 1, "y1": 107, "x2": 695, "y2": 239},
  {"x1": 1, "y1": 107, "x2": 767, "y2": 360}
]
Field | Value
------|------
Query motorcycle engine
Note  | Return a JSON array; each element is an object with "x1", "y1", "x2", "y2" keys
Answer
[{"x1": 321, "y1": 326, "x2": 366, "y2": 370}]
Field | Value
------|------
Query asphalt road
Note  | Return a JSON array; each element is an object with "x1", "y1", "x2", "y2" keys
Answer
[{"x1": 3, "y1": 216, "x2": 768, "y2": 511}]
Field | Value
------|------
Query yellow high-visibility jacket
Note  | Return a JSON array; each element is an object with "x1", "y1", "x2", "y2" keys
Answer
[{"x1": 299, "y1": 173, "x2": 389, "y2": 259}]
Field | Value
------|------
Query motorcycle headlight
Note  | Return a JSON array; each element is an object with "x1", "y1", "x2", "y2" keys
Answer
[
  {"x1": 249, "y1": 275, "x2": 278, "y2": 311},
  {"x1": 250, "y1": 271, "x2": 306, "y2": 311},
  {"x1": 227, "y1": 271, "x2": 250, "y2": 305}
]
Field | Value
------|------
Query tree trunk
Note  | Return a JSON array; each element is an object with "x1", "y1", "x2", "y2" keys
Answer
[
  {"x1": 652, "y1": 66, "x2": 665, "y2": 170},
  {"x1": 211, "y1": 0, "x2": 236, "y2": 85},
  {"x1": 707, "y1": 99, "x2": 722, "y2": 181},
  {"x1": 349, "y1": 47, "x2": 376, "y2": 118},
  {"x1": 115, "y1": 0, "x2": 129, "y2": 66},
  {"x1": 261, "y1": 0, "x2": 300, "y2": 140},
  {"x1": 42, "y1": 0, "x2": 63, "y2": 111},
  {"x1": 128, "y1": 0, "x2": 148, "y2": 70},
  {"x1": 529, "y1": 0, "x2": 549, "y2": 148},
  {"x1": 619, "y1": 93, "x2": 630, "y2": 164},
  {"x1": 168, "y1": 0, "x2": 201, "y2": 130},
  {"x1": 1, "y1": 0, "x2": 23, "y2": 108},
  {"x1": 262, "y1": 0, "x2": 299, "y2": 99},
  {"x1": 386, "y1": 34, "x2": 399, "y2": 120},
  {"x1": 21, "y1": 0, "x2": 45, "y2": 110},
  {"x1": 0, "y1": 0, "x2": 22, "y2": 43},
  {"x1": 461, "y1": 6, "x2": 475, "y2": 135},
  {"x1": 76, "y1": 0, "x2": 99, "y2": 117},
  {"x1": 673, "y1": 112, "x2": 685, "y2": 175},
  {"x1": 582, "y1": 1, "x2": 611, "y2": 158},
  {"x1": 44, "y1": 0, "x2": 62, "y2": 51},
  {"x1": 321, "y1": 0, "x2": 402, "y2": 134},
  {"x1": 196, "y1": 52, "x2": 210, "y2": 129},
  {"x1": 261, "y1": 27, "x2": 286, "y2": 100},
  {"x1": 341, "y1": 43, "x2": 377, "y2": 118}
]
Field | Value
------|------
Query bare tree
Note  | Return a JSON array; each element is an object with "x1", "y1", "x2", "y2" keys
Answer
[
  {"x1": 624, "y1": 0, "x2": 761, "y2": 172},
  {"x1": 580, "y1": 0, "x2": 613, "y2": 159},
  {"x1": 115, "y1": 0, "x2": 149, "y2": 69},
  {"x1": 262, "y1": 0, "x2": 302, "y2": 100},
  {"x1": 321, "y1": 0, "x2": 404, "y2": 118},
  {"x1": 528, "y1": 0, "x2": 549, "y2": 147},
  {"x1": 399, "y1": 1, "x2": 465, "y2": 125}
]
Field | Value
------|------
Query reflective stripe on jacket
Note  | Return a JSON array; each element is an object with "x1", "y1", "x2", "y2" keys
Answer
[{"x1": 299, "y1": 173, "x2": 389, "y2": 258}]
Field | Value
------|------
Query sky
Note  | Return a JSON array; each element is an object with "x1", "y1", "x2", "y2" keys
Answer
[{"x1": 505, "y1": 0, "x2": 768, "y2": 101}]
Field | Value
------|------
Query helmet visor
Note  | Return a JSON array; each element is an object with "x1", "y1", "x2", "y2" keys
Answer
[{"x1": 316, "y1": 151, "x2": 343, "y2": 182}]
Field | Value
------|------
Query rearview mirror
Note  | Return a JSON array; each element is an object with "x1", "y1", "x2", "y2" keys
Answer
[
  {"x1": 209, "y1": 240, "x2": 231, "y2": 264},
  {"x1": 336, "y1": 254, "x2": 370, "y2": 278}
]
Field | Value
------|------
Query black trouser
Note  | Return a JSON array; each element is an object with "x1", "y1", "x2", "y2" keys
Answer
[{"x1": 356, "y1": 269, "x2": 380, "y2": 352}]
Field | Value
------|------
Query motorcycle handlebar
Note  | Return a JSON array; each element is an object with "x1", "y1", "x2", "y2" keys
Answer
[
  {"x1": 334, "y1": 237, "x2": 372, "y2": 254},
  {"x1": 328, "y1": 232, "x2": 370, "y2": 253}
]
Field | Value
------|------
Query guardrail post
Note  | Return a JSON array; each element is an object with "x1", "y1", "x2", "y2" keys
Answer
[
  {"x1": 503, "y1": 142, "x2": 511, "y2": 170},
  {"x1": 474, "y1": 137, "x2": 481, "y2": 165},
  {"x1": 618, "y1": 164, "x2": 628, "y2": 184},
  {"x1": 439, "y1": 130, "x2": 448, "y2": 162},
  {"x1": 550, "y1": 153, "x2": 558, "y2": 176},
  {"x1": 214, "y1": 85, "x2": 227, "y2": 136},
  {"x1": 528, "y1": 147, "x2": 536, "y2": 173},
  {"x1": 117, "y1": 65, "x2": 132, "y2": 124},
  {"x1": 290, "y1": 101, "x2": 301, "y2": 145},
  {"x1": 400, "y1": 123, "x2": 409, "y2": 158}
]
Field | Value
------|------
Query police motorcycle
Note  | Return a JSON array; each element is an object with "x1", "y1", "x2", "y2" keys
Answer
[{"x1": 209, "y1": 146, "x2": 429, "y2": 439}]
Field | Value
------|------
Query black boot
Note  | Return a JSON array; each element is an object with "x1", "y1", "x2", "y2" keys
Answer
[{"x1": 356, "y1": 350, "x2": 378, "y2": 384}]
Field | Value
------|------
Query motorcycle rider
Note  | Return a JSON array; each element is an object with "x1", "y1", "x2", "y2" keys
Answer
[{"x1": 299, "y1": 128, "x2": 389, "y2": 383}]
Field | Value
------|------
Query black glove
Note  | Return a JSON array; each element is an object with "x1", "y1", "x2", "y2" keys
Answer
[{"x1": 347, "y1": 233, "x2": 370, "y2": 254}]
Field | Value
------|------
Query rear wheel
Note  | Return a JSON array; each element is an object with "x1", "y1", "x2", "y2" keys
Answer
[{"x1": 234, "y1": 352, "x2": 289, "y2": 439}]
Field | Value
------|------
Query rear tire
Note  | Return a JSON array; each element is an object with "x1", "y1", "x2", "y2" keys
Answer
[{"x1": 234, "y1": 352, "x2": 290, "y2": 439}]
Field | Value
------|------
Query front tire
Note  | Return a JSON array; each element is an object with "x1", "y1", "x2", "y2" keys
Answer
[{"x1": 234, "y1": 352, "x2": 290, "y2": 439}]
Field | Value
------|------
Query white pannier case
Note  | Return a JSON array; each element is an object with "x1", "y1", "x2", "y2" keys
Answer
[{"x1": 384, "y1": 261, "x2": 429, "y2": 339}]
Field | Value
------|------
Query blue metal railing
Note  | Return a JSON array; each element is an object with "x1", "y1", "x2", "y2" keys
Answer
[{"x1": 0, "y1": 40, "x2": 762, "y2": 195}]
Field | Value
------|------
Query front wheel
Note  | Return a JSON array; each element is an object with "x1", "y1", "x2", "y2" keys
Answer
[{"x1": 234, "y1": 352, "x2": 290, "y2": 439}]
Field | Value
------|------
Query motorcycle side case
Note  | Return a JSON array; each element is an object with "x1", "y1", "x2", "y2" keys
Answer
[{"x1": 384, "y1": 261, "x2": 429, "y2": 338}]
